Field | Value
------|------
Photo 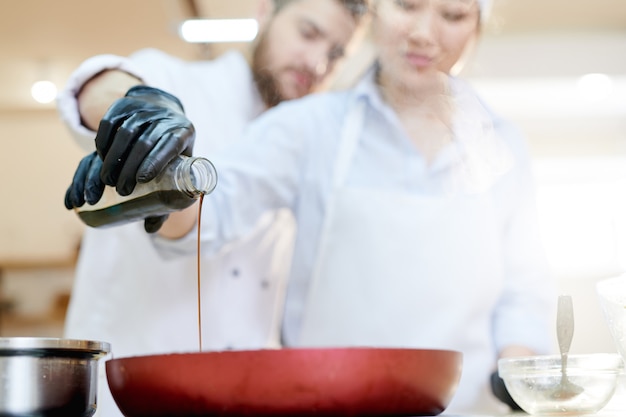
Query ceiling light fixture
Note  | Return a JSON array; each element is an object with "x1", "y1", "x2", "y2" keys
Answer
[
  {"x1": 31, "y1": 80, "x2": 57, "y2": 104},
  {"x1": 576, "y1": 73, "x2": 614, "y2": 103},
  {"x1": 179, "y1": 19, "x2": 258, "y2": 43}
]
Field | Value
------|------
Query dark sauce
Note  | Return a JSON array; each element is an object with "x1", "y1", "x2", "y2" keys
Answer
[
  {"x1": 78, "y1": 190, "x2": 197, "y2": 228},
  {"x1": 197, "y1": 194, "x2": 204, "y2": 352}
]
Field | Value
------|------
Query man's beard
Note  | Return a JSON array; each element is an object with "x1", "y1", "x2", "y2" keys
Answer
[{"x1": 251, "y1": 31, "x2": 285, "y2": 108}]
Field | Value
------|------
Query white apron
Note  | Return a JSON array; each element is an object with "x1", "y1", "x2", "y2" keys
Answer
[{"x1": 298, "y1": 98, "x2": 508, "y2": 414}]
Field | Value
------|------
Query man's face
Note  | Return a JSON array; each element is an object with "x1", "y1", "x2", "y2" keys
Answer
[{"x1": 252, "y1": 0, "x2": 358, "y2": 107}]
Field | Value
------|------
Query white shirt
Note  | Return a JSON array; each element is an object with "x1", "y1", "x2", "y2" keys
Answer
[
  {"x1": 155, "y1": 69, "x2": 556, "y2": 412},
  {"x1": 58, "y1": 49, "x2": 296, "y2": 417}
]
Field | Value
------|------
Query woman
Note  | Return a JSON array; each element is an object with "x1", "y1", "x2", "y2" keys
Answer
[
  {"x1": 155, "y1": 0, "x2": 555, "y2": 412},
  {"x1": 69, "y1": 0, "x2": 556, "y2": 413}
]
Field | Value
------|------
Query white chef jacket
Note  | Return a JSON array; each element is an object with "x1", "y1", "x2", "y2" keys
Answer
[
  {"x1": 57, "y1": 49, "x2": 296, "y2": 417},
  {"x1": 155, "y1": 67, "x2": 557, "y2": 414}
]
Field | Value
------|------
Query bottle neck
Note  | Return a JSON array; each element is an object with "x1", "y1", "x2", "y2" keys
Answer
[{"x1": 175, "y1": 156, "x2": 218, "y2": 197}]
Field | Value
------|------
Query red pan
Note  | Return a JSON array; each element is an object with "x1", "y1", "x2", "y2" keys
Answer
[{"x1": 106, "y1": 347, "x2": 462, "y2": 417}]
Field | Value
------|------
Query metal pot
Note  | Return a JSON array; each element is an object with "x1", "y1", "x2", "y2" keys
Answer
[
  {"x1": 0, "y1": 337, "x2": 110, "y2": 417},
  {"x1": 107, "y1": 347, "x2": 463, "y2": 417}
]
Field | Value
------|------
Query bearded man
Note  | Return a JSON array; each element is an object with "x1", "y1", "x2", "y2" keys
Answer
[{"x1": 57, "y1": 1, "x2": 367, "y2": 416}]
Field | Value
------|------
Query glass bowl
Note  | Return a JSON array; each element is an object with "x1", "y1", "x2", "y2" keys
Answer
[{"x1": 498, "y1": 353, "x2": 623, "y2": 416}]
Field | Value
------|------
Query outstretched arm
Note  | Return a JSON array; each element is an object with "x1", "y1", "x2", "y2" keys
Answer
[{"x1": 76, "y1": 69, "x2": 142, "y2": 130}]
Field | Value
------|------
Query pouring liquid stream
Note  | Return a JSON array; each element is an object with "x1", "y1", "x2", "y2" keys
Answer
[{"x1": 197, "y1": 194, "x2": 204, "y2": 352}]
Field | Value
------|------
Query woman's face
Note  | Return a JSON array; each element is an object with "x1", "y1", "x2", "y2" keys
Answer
[{"x1": 373, "y1": 0, "x2": 480, "y2": 85}]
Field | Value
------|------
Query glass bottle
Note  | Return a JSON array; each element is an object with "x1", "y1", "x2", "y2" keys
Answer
[{"x1": 76, "y1": 155, "x2": 217, "y2": 228}]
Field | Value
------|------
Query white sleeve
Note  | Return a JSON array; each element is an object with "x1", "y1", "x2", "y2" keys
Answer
[
  {"x1": 151, "y1": 129, "x2": 301, "y2": 257},
  {"x1": 56, "y1": 54, "x2": 147, "y2": 152},
  {"x1": 149, "y1": 98, "x2": 326, "y2": 258}
]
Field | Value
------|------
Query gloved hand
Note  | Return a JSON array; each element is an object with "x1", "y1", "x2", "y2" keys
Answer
[
  {"x1": 95, "y1": 85, "x2": 195, "y2": 197},
  {"x1": 490, "y1": 370, "x2": 523, "y2": 411},
  {"x1": 65, "y1": 86, "x2": 194, "y2": 233}
]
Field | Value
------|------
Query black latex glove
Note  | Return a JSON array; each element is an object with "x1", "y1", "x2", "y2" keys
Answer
[
  {"x1": 143, "y1": 214, "x2": 170, "y2": 234},
  {"x1": 95, "y1": 85, "x2": 195, "y2": 197},
  {"x1": 490, "y1": 371, "x2": 523, "y2": 412},
  {"x1": 65, "y1": 86, "x2": 193, "y2": 233},
  {"x1": 65, "y1": 151, "x2": 105, "y2": 210}
]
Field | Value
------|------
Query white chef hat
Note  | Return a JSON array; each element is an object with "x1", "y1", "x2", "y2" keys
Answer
[{"x1": 477, "y1": 0, "x2": 493, "y2": 23}]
